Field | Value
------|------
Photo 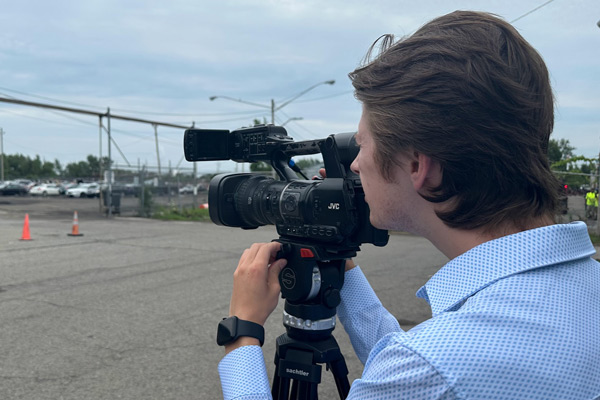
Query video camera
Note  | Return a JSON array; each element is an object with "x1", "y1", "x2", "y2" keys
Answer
[
  {"x1": 184, "y1": 124, "x2": 388, "y2": 334},
  {"x1": 184, "y1": 124, "x2": 387, "y2": 249}
]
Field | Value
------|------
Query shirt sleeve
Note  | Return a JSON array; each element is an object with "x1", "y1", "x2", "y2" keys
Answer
[
  {"x1": 337, "y1": 266, "x2": 402, "y2": 364},
  {"x1": 218, "y1": 345, "x2": 272, "y2": 400},
  {"x1": 347, "y1": 334, "x2": 455, "y2": 399}
]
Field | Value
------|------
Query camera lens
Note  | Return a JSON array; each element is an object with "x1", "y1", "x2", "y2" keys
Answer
[
  {"x1": 234, "y1": 175, "x2": 285, "y2": 227},
  {"x1": 230, "y1": 175, "x2": 320, "y2": 229}
]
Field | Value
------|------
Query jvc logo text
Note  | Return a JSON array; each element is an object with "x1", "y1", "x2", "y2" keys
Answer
[{"x1": 328, "y1": 203, "x2": 340, "y2": 210}]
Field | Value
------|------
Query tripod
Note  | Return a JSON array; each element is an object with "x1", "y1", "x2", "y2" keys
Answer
[
  {"x1": 271, "y1": 242, "x2": 352, "y2": 399},
  {"x1": 272, "y1": 328, "x2": 350, "y2": 399}
]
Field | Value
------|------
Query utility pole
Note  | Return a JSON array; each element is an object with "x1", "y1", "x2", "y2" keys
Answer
[
  {"x1": 596, "y1": 149, "x2": 600, "y2": 236},
  {"x1": 153, "y1": 124, "x2": 162, "y2": 182},
  {"x1": 107, "y1": 108, "x2": 113, "y2": 218},
  {"x1": 0, "y1": 128, "x2": 4, "y2": 182},
  {"x1": 271, "y1": 99, "x2": 275, "y2": 124}
]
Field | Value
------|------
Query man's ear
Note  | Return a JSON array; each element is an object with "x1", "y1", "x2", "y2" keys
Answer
[{"x1": 410, "y1": 152, "x2": 442, "y2": 192}]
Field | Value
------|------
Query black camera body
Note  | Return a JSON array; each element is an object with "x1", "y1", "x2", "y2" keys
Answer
[{"x1": 184, "y1": 124, "x2": 388, "y2": 258}]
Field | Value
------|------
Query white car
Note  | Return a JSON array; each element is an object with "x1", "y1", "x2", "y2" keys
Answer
[
  {"x1": 179, "y1": 185, "x2": 195, "y2": 195},
  {"x1": 29, "y1": 183, "x2": 62, "y2": 196},
  {"x1": 66, "y1": 183, "x2": 100, "y2": 198}
]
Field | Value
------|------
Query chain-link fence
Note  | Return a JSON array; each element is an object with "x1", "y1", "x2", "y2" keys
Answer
[{"x1": 99, "y1": 166, "x2": 209, "y2": 217}]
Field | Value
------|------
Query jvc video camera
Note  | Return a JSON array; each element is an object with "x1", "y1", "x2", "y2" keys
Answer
[{"x1": 183, "y1": 124, "x2": 388, "y2": 257}]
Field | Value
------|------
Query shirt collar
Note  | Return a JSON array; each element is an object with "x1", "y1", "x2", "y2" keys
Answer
[{"x1": 416, "y1": 222, "x2": 596, "y2": 317}]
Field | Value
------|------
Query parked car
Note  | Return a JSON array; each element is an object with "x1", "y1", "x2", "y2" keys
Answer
[
  {"x1": 179, "y1": 184, "x2": 206, "y2": 195},
  {"x1": 13, "y1": 179, "x2": 35, "y2": 191},
  {"x1": 87, "y1": 184, "x2": 100, "y2": 198},
  {"x1": 179, "y1": 185, "x2": 195, "y2": 195},
  {"x1": 29, "y1": 183, "x2": 62, "y2": 196},
  {"x1": 0, "y1": 183, "x2": 28, "y2": 196},
  {"x1": 58, "y1": 182, "x2": 79, "y2": 195},
  {"x1": 123, "y1": 183, "x2": 141, "y2": 197},
  {"x1": 66, "y1": 183, "x2": 100, "y2": 198}
]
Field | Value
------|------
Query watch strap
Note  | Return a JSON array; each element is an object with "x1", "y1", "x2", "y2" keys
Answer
[{"x1": 216, "y1": 316, "x2": 265, "y2": 347}]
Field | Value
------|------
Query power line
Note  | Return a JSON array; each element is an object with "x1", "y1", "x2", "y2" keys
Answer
[
  {"x1": 510, "y1": 0, "x2": 556, "y2": 23},
  {"x1": 0, "y1": 86, "x2": 270, "y2": 119},
  {"x1": 0, "y1": 96, "x2": 192, "y2": 129},
  {"x1": 109, "y1": 107, "x2": 264, "y2": 118},
  {"x1": 293, "y1": 90, "x2": 354, "y2": 104},
  {"x1": 0, "y1": 86, "x2": 103, "y2": 109}
]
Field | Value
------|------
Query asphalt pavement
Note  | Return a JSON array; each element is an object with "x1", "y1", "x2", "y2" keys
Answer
[{"x1": 0, "y1": 197, "x2": 448, "y2": 399}]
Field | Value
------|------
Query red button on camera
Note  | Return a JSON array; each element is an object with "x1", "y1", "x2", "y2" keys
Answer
[{"x1": 300, "y1": 248, "x2": 315, "y2": 258}]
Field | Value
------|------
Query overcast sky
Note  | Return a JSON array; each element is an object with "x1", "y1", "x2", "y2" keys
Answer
[{"x1": 0, "y1": 0, "x2": 598, "y2": 176}]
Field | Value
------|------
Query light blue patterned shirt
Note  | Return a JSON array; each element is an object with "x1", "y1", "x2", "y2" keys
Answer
[{"x1": 219, "y1": 222, "x2": 600, "y2": 399}]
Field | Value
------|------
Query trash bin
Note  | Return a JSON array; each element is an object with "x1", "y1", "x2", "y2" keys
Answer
[{"x1": 102, "y1": 190, "x2": 122, "y2": 214}]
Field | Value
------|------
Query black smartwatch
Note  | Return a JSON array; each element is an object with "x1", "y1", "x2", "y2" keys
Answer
[{"x1": 216, "y1": 316, "x2": 265, "y2": 347}]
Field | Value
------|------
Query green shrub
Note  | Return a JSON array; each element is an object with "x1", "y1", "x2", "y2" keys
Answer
[{"x1": 152, "y1": 205, "x2": 211, "y2": 221}]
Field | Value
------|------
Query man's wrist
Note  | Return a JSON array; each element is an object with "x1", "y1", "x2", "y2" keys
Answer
[
  {"x1": 345, "y1": 258, "x2": 357, "y2": 271},
  {"x1": 224, "y1": 337, "x2": 261, "y2": 354},
  {"x1": 217, "y1": 316, "x2": 265, "y2": 349}
]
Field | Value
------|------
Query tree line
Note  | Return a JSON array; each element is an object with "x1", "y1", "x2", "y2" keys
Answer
[
  {"x1": 2, "y1": 154, "x2": 110, "y2": 181},
  {"x1": 548, "y1": 138, "x2": 597, "y2": 191},
  {"x1": 0, "y1": 138, "x2": 594, "y2": 187}
]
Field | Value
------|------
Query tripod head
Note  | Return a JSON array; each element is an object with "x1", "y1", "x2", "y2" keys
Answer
[{"x1": 276, "y1": 240, "x2": 352, "y2": 340}]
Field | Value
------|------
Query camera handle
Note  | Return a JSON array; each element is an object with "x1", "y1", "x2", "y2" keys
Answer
[{"x1": 272, "y1": 241, "x2": 353, "y2": 400}]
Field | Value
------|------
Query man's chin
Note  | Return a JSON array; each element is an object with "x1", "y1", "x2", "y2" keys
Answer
[{"x1": 369, "y1": 215, "x2": 386, "y2": 230}]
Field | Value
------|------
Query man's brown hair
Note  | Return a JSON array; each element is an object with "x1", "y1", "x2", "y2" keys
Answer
[{"x1": 349, "y1": 10, "x2": 560, "y2": 231}]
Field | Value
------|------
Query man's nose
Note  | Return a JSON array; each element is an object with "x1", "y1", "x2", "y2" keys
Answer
[{"x1": 350, "y1": 158, "x2": 359, "y2": 174}]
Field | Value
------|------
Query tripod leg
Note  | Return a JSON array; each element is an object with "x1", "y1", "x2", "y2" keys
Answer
[
  {"x1": 309, "y1": 382, "x2": 318, "y2": 400},
  {"x1": 329, "y1": 358, "x2": 350, "y2": 399},
  {"x1": 291, "y1": 380, "x2": 299, "y2": 400},
  {"x1": 272, "y1": 354, "x2": 281, "y2": 399},
  {"x1": 277, "y1": 377, "x2": 291, "y2": 400},
  {"x1": 273, "y1": 354, "x2": 293, "y2": 400},
  {"x1": 296, "y1": 381, "x2": 317, "y2": 400},
  {"x1": 332, "y1": 374, "x2": 350, "y2": 399}
]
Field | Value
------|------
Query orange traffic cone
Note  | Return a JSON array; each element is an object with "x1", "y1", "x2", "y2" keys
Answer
[
  {"x1": 20, "y1": 213, "x2": 32, "y2": 241},
  {"x1": 67, "y1": 211, "x2": 84, "y2": 237}
]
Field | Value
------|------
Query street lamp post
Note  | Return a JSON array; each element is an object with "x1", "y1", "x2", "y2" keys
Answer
[
  {"x1": 0, "y1": 128, "x2": 4, "y2": 182},
  {"x1": 209, "y1": 80, "x2": 335, "y2": 125},
  {"x1": 282, "y1": 117, "x2": 303, "y2": 126},
  {"x1": 594, "y1": 15, "x2": 600, "y2": 232}
]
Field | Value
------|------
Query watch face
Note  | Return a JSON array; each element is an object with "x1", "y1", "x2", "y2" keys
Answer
[
  {"x1": 216, "y1": 316, "x2": 264, "y2": 346},
  {"x1": 216, "y1": 317, "x2": 237, "y2": 346}
]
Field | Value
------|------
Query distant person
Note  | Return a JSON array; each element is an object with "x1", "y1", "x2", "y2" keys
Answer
[
  {"x1": 216, "y1": 11, "x2": 600, "y2": 399},
  {"x1": 594, "y1": 189, "x2": 599, "y2": 219},
  {"x1": 586, "y1": 189, "x2": 597, "y2": 219}
]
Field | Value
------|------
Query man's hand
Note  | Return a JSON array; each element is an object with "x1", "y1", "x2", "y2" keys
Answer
[
  {"x1": 229, "y1": 242, "x2": 287, "y2": 326},
  {"x1": 225, "y1": 242, "x2": 287, "y2": 353}
]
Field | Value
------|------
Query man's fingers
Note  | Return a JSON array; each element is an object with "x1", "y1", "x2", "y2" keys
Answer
[
  {"x1": 255, "y1": 242, "x2": 282, "y2": 264},
  {"x1": 267, "y1": 258, "x2": 286, "y2": 296},
  {"x1": 238, "y1": 243, "x2": 270, "y2": 267}
]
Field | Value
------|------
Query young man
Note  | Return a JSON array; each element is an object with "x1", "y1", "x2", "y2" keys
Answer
[{"x1": 217, "y1": 11, "x2": 600, "y2": 399}]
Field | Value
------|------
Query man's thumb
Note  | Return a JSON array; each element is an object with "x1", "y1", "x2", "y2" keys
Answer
[{"x1": 269, "y1": 258, "x2": 287, "y2": 283}]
